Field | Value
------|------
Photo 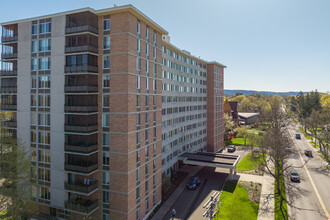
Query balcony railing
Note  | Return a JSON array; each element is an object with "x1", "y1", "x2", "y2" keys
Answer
[
  {"x1": 1, "y1": 120, "x2": 17, "y2": 128},
  {"x1": 65, "y1": 45, "x2": 98, "y2": 54},
  {"x1": 65, "y1": 179, "x2": 98, "y2": 194},
  {"x1": 65, "y1": 66, "x2": 98, "y2": 73},
  {"x1": 0, "y1": 70, "x2": 17, "y2": 77},
  {"x1": 65, "y1": 199, "x2": 98, "y2": 214},
  {"x1": 65, "y1": 85, "x2": 98, "y2": 93},
  {"x1": 0, "y1": 104, "x2": 17, "y2": 111},
  {"x1": 0, "y1": 87, "x2": 17, "y2": 93},
  {"x1": 1, "y1": 53, "x2": 17, "y2": 59},
  {"x1": 65, "y1": 162, "x2": 98, "y2": 173},
  {"x1": 64, "y1": 105, "x2": 98, "y2": 113},
  {"x1": 65, "y1": 143, "x2": 98, "y2": 153},
  {"x1": 65, "y1": 25, "x2": 98, "y2": 35},
  {"x1": 1, "y1": 36, "x2": 18, "y2": 43},
  {"x1": 65, "y1": 124, "x2": 98, "y2": 133}
]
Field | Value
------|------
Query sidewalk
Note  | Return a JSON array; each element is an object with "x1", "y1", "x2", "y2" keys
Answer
[{"x1": 151, "y1": 165, "x2": 203, "y2": 220}]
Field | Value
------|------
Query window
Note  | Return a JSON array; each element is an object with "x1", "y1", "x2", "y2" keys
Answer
[
  {"x1": 102, "y1": 113, "x2": 110, "y2": 127},
  {"x1": 137, "y1": 132, "x2": 140, "y2": 145},
  {"x1": 38, "y1": 113, "x2": 50, "y2": 126},
  {"x1": 31, "y1": 149, "x2": 37, "y2": 161},
  {"x1": 136, "y1": 76, "x2": 141, "y2": 90},
  {"x1": 103, "y1": 171, "x2": 110, "y2": 185},
  {"x1": 136, "y1": 113, "x2": 140, "y2": 126},
  {"x1": 103, "y1": 213, "x2": 110, "y2": 220},
  {"x1": 146, "y1": 78, "x2": 149, "y2": 91},
  {"x1": 137, "y1": 21, "x2": 141, "y2": 37},
  {"x1": 145, "y1": 198, "x2": 149, "y2": 213},
  {"x1": 31, "y1": 131, "x2": 37, "y2": 143},
  {"x1": 103, "y1": 74, "x2": 110, "y2": 88},
  {"x1": 31, "y1": 112, "x2": 37, "y2": 125},
  {"x1": 39, "y1": 186, "x2": 51, "y2": 200},
  {"x1": 136, "y1": 186, "x2": 140, "y2": 201},
  {"x1": 38, "y1": 168, "x2": 50, "y2": 182},
  {"x1": 137, "y1": 95, "x2": 140, "y2": 108},
  {"x1": 136, "y1": 168, "x2": 140, "y2": 181},
  {"x1": 38, "y1": 149, "x2": 50, "y2": 163},
  {"x1": 38, "y1": 132, "x2": 50, "y2": 145},
  {"x1": 103, "y1": 152, "x2": 109, "y2": 166},
  {"x1": 153, "y1": 31, "x2": 156, "y2": 45},
  {"x1": 146, "y1": 95, "x2": 149, "y2": 107},
  {"x1": 145, "y1": 163, "x2": 149, "y2": 177},
  {"x1": 145, "y1": 145, "x2": 149, "y2": 159},
  {"x1": 31, "y1": 76, "x2": 37, "y2": 88},
  {"x1": 38, "y1": 94, "x2": 50, "y2": 107},
  {"x1": 103, "y1": 19, "x2": 110, "y2": 30},
  {"x1": 103, "y1": 191, "x2": 110, "y2": 204},
  {"x1": 102, "y1": 133, "x2": 110, "y2": 146},
  {"x1": 103, "y1": 36, "x2": 110, "y2": 49},
  {"x1": 38, "y1": 76, "x2": 51, "y2": 88},
  {"x1": 145, "y1": 130, "x2": 148, "y2": 141},
  {"x1": 153, "y1": 191, "x2": 156, "y2": 205},
  {"x1": 136, "y1": 207, "x2": 140, "y2": 220},
  {"x1": 153, "y1": 127, "x2": 156, "y2": 139},
  {"x1": 153, "y1": 48, "x2": 156, "y2": 60},
  {"x1": 153, "y1": 79, "x2": 156, "y2": 91},
  {"x1": 31, "y1": 95, "x2": 37, "y2": 106},
  {"x1": 145, "y1": 112, "x2": 149, "y2": 124},
  {"x1": 137, "y1": 39, "x2": 141, "y2": 53},
  {"x1": 39, "y1": 22, "x2": 51, "y2": 33},
  {"x1": 39, "y1": 39, "x2": 51, "y2": 52},
  {"x1": 145, "y1": 179, "x2": 149, "y2": 193},
  {"x1": 153, "y1": 175, "x2": 156, "y2": 187},
  {"x1": 103, "y1": 55, "x2": 110, "y2": 69},
  {"x1": 103, "y1": 95, "x2": 109, "y2": 108},
  {"x1": 38, "y1": 57, "x2": 51, "y2": 70},
  {"x1": 146, "y1": 60, "x2": 149, "y2": 73},
  {"x1": 146, "y1": 44, "x2": 149, "y2": 58},
  {"x1": 32, "y1": 24, "x2": 38, "y2": 35},
  {"x1": 31, "y1": 59, "x2": 37, "y2": 71},
  {"x1": 153, "y1": 143, "x2": 156, "y2": 156},
  {"x1": 137, "y1": 58, "x2": 141, "y2": 73},
  {"x1": 146, "y1": 27, "x2": 149, "y2": 41},
  {"x1": 31, "y1": 41, "x2": 37, "y2": 52},
  {"x1": 136, "y1": 149, "x2": 140, "y2": 163}
]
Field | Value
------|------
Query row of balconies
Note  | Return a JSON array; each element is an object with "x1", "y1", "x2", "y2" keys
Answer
[
  {"x1": 65, "y1": 124, "x2": 98, "y2": 133},
  {"x1": 0, "y1": 70, "x2": 17, "y2": 76},
  {"x1": 1, "y1": 120, "x2": 17, "y2": 128},
  {"x1": 1, "y1": 53, "x2": 18, "y2": 59},
  {"x1": 0, "y1": 87, "x2": 17, "y2": 93},
  {"x1": 65, "y1": 85, "x2": 98, "y2": 93},
  {"x1": 1, "y1": 35, "x2": 18, "y2": 43},
  {"x1": 65, "y1": 198, "x2": 98, "y2": 215}
]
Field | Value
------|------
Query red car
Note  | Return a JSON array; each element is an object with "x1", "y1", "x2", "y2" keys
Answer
[{"x1": 304, "y1": 149, "x2": 312, "y2": 157}]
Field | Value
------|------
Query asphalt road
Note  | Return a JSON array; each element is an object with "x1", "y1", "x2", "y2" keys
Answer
[
  {"x1": 163, "y1": 166, "x2": 228, "y2": 220},
  {"x1": 285, "y1": 121, "x2": 330, "y2": 220}
]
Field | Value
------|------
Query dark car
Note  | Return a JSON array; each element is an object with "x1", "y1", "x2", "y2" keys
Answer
[
  {"x1": 295, "y1": 133, "x2": 301, "y2": 139},
  {"x1": 290, "y1": 170, "x2": 300, "y2": 182},
  {"x1": 186, "y1": 176, "x2": 201, "y2": 190},
  {"x1": 228, "y1": 145, "x2": 236, "y2": 153},
  {"x1": 304, "y1": 149, "x2": 313, "y2": 157}
]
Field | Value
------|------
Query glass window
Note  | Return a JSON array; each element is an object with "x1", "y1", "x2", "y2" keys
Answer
[
  {"x1": 38, "y1": 168, "x2": 50, "y2": 182},
  {"x1": 31, "y1": 130, "x2": 37, "y2": 143},
  {"x1": 103, "y1": 74, "x2": 110, "y2": 88},
  {"x1": 145, "y1": 198, "x2": 149, "y2": 213},
  {"x1": 39, "y1": 22, "x2": 51, "y2": 34},
  {"x1": 136, "y1": 113, "x2": 140, "y2": 126},
  {"x1": 136, "y1": 132, "x2": 140, "y2": 145},
  {"x1": 145, "y1": 180, "x2": 149, "y2": 193},
  {"x1": 145, "y1": 112, "x2": 149, "y2": 124},
  {"x1": 146, "y1": 78, "x2": 149, "y2": 90},
  {"x1": 102, "y1": 171, "x2": 110, "y2": 185},
  {"x1": 31, "y1": 76, "x2": 37, "y2": 88},
  {"x1": 103, "y1": 19, "x2": 110, "y2": 30},
  {"x1": 153, "y1": 31, "x2": 156, "y2": 45},
  {"x1": 103, "y1": 213, "x2": 110, "y2": 220},
  {"x1": 103, "y1": 55, "x2": 110, "y2": 69},
  {"x1": 103, "y1": 191, "x2": 110, "y2": 204},
  {"x1": 38, "y1": 149, "x2": 50, "y2": 163},
  {"x1": 103, "y1": 152, "x2": 109, "y2": 166},
  {"x1": 137, "y1": 76, "x2": 141, "y2": 90},
  {"x1": 31, "y1": 112, "x2": 37, "y2": 125},
  {"x1": 39, "y1": 186, "x2": 51, "y2": 200},
  {"x1": 136, "y1": 149, "x2": 140, "y2": 163},
  {"x1": 31, "y1": 41, "x2": 37, "y2": 52},
  {"x1": 137, "y1": 39, "x2": 141, "y2": 52},
  {"x1": 102, "y1": 133, "x2": 110, "y2": 146},
  {"x1": 136, "y1": 168, "x2": 140, "y2": 181},
  {"x1": 38, "y1": 132, "x2": 50, "y2": 145},
  {"x1": 32, "y1": 24, "x2": 38, "y2": 35},
  {"x1": 38, "y1": 95, "x2": 50, "y2": 107},
  {"x1": 146, "y1": 27, "x2": 149, "y2": 41},
  {"x1": 137, "y1": 95, "x2": 140, "y2": 107},
  {"x1": 102, "y1": 114, "x2": 110, "y2": 127},
  {"x1": 136, "y1": 187, "x2": 140, "y2": 200},
  {"x1": 31, "y1": 59, "x2": 37, "y2": 71},
  {"x1": 38, "y1": 76, "x2": 51, "y2": 88},
  {"x1": 31, "y1": 149, "x2": 37, "y2": 161},
  {"x1": 39, "y1": 39, "x2": 51, "y2": 52},
  {"x1": 146, "y1": 60, "x2": 149, "y2": 73},
  {"x1": 103, "y1": 95, "x2": 109, "y2": 108},
  {"x1": 137, "y1": 21, "x2": 140, "y2": 36},
  {"x1": 137, "y1": 58, "x2": 141, "y2": 73},
  {"x1": 103, "y1": 36, "x2": 110, "y2": 49},
  {"x1": 38, "y1": 113, "x2": 50, "y2": 126},
  {"x1": 38, "y1": 57, "x2": 51, "y2": 70}
]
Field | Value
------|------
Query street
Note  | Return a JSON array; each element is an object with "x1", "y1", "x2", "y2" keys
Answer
[{"x1": 285, "y1": 121, "x2": 330, "y2": 220}]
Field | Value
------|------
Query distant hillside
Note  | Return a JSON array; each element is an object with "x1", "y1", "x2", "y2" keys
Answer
[{"x1": 224, "y1": 89, "x2": 308, "y2": 97}]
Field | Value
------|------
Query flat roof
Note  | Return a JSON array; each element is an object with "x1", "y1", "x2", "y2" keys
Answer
[
  {"x1": 1, "y1": 4, "x2": 168, "y2": 35},
  {"x1": 179, "y1": 152, "x2": 240, "y2": 169},
  {"x1": 238, "y1": 112, "x2": 260, "y2": 119}
]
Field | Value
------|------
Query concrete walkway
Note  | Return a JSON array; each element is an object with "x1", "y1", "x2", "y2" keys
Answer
[{"x1": 151, "y1": 165, "x2": 203, "y2": 220}]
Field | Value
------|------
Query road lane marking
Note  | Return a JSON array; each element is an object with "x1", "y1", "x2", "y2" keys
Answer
[{"x1": 291, "y1": 129, "x2": 330, "y2": 219}]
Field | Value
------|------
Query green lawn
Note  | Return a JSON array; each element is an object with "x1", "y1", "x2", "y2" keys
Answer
[
  {"x1": 230, "y1": 137, "x2": 252, "y2": 146},
  {"x1": 237, "y1": 153, "x2": 265, "y2": 171},
  {"x1": 298, "y1": 126, "x2": 312, "y2": 140},
  {"x1": 274, "y1": 168, "x2": 288, "y2": 220},
  {"x1": 214, "y1": 182, "x2": 259, "y2": 220}
]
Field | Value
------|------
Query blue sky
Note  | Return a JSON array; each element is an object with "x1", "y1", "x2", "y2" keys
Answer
[{"x1": 1, "y1": 0, "x2": 329, "y2": 93}]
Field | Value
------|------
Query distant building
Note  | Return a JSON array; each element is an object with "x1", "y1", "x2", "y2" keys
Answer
[
  {"x1": 224, "y1": 99, "x2": 239, "y2": 126},
  {"x1": 238, "y1": 112, "x2": 260, "y2": 125}
]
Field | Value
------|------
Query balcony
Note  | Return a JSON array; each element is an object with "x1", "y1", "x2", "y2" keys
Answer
[
  {"x1": 0, "y1": 104, "x2": 17, "y2": 111},
  {"x1": 65, "y1": 65, "x2": 98, "y2": 73},
  {"x1": 0, "y1": 87, "x2": 17, "y2": 93},
  {"x1": 65, "y1": 105, "x2": 98, "y2": 113},
  {"x1": 65, "y1": 199, "x2": 98, "y2": 215},
  {"x1": 0, "y1": 70, "x2": 17, "y2": 77},
  {"x1": 65, "y1": 45, "x2": 98, "y2": 54},
  {"x1": 65, "y1": 85, "x2": 98, "y2": 93},
  {"x1": 1, "y1": 120, "x2": 17, "y2": 128},
  {"x1": 65, "y1": 179, "x2": 98, "y2": 194},
  {"x1": 66, "y1": 25, "x2": 98, "y2": 35},
  {"x1": 65, "y1": 162, "x2": 98, "y2": 174},
  {"x1": 1, "y1": 35, "x2": 18, "y2": 43},
  {"x1": 65, "y1": 124, "x2": 98, "y2": 133},
  {"x1": 65, "y1": 143, "x2": 98, "y2": 153},
  {"x1": 1, "y1": 53, "x2": 17, "y2": 60}
]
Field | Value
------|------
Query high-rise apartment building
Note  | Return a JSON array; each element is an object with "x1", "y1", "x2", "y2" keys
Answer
[{"x1": 0, "y1": 5, "x2": 225, "y2": 220}]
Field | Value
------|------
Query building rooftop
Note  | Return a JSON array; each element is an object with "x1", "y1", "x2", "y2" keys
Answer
[{"x1": 238, "y1": 112, "x2": 260, "y2": 119}]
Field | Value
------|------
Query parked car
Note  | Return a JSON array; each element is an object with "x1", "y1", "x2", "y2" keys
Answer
[
  {"x1": 186, "y1": 176, "x2": 201, "y2": 190},
  {"x1": 290, "y1": 170, "x2": 300, "y2": 182},
  {"x1": 295, "y1": 133, "x2": 301, "y2": 139},
  {"x1": 228, "y1": 145, "x2": 236, "y2": 153},
  {"x1": 304, "y1": 149, "x2": 313, "y2": 157}
]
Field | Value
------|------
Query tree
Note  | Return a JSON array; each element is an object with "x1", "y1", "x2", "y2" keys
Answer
[
  {"x1": 0, "y1": 130, "x2": 37, "y2": 219},
  {"x1": 235, "y1": 126, "x2": 250, "y2": 146},
  {"x1": 224, "y1": 114, "x2": 235, "y2": 140}
]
